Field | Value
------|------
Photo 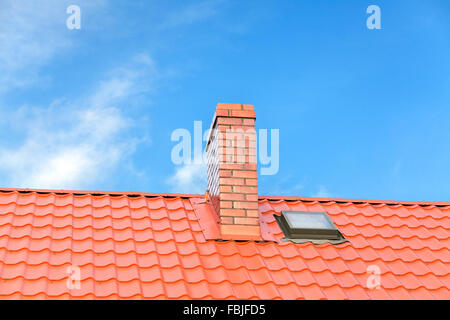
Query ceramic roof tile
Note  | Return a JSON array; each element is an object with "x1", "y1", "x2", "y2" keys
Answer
[
  {"x1": 277, "y1": 283, "x2": 304, "y2": 300},
  {"x1": 291, "y1": 269, "x2": 318, "y2": 287},
  {"x1": 207, "y1": 281, "x2": 235, "y2": 299},
  {"x1": 225, "y1": 267, "x2": 249, "y2": 284},
  {"x1": 322, "y1": 285, "x2": 348, "y2": 299},
  {"x1": 0, "y1": 190, "x2": 448, "y2": 299},
  {"x1": 297, "y1": 243, "x2": 320, "y2": 259},
  {"x1": 204, "y1": 267, "x2": 229, "y2": 284},
  {"x1": 247, "y1": 268, "x2": 272, "y2": 285},
  {"x1": 299, "y1": 283, "x2": 327, "y2": 299},
  {"x1": 427, "y1": 260, "x2": 450, "y2": 277},
  {"x1": 324, "y1": 258, "x2": 349, "y2": 274},
  {"x1": 254, "y1": 283, "x2": 281, "y2": 299}
]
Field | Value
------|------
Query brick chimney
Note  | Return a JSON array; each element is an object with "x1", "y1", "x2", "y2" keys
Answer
[{"x1": 206, "y1": 103, "x2": 261, "y2": 241}]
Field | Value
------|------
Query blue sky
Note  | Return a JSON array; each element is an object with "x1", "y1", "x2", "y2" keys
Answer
[{"x1": 0, "y1": 0, "x2": 449, "y2": 201}]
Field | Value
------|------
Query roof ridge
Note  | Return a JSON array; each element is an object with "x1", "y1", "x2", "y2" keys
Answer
[
  {"x1": 2, "y1": 188, "x2": 449, "y2": 206},
  {"x1": 0, "y1": 187, "x2": 203, "y2": 199},
  {"x1": 259, "y1": 195, "x2": 450, "y2": 206}
]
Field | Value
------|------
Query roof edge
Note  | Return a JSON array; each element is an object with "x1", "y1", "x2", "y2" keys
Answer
[
  {"x1": 259, "y1": 195, "x2": 450, "y2": 206},
  {"x1": 0, "y1": 187, "x2": 203, "y2": 199},
  {"x1": 1, "y1": 187, "x2": 448, "y2": 206}
]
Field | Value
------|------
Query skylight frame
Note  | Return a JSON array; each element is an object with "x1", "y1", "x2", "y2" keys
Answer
[{"x1": 277, "y1": 211, "x2": 344, "y2": 241}]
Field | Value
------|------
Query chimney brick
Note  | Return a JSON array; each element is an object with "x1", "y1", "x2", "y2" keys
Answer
[{"x1": 206, "y1": 103, "x2": 261, "y2": 241}]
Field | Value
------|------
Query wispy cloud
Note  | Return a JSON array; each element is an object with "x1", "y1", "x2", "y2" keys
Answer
[
  {"x1": 0, "y1": 0, "x2": 106, "y2": 92},
  {"x1": 259, "y1": 173, "x2": 304, "y2": 197},
  {"x1": 159, "y1": 0, "x2": 224, "y2": 29},
  {"x1": 0, "y1": 54, "x2": 154, "y2": 189},
  {"x1": 312, "y1": 185, "x2": 333, "y2": 198},
  {"x1": 167, "y1": 162, "x2": 206, "y2": 194}
]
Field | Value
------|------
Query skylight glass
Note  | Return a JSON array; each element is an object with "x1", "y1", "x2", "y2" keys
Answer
[{"x1": 284, "y1": 211, "x2": 335, "y2": 230}]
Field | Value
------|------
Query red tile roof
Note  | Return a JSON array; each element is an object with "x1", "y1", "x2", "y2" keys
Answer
[{"x1": 0, "y1": 188, "x2": 449, "y2": 299}]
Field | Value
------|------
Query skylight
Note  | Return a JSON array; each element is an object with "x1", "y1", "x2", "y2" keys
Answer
[
  {"x1": 275, "y1": 211, "x2": 346, "y2": 242},
  {"x1": 283, "y1": 211, "x2": 334, "y2": 229}
]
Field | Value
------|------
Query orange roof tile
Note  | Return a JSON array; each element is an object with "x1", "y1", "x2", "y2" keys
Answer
[{"x1": 0, "y1": 189, "x2": 449, "y2": 299}]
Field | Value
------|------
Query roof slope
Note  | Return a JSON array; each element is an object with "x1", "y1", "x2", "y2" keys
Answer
[{"x1": 0, "y1": 189, "x2": 449, "y2": 299}]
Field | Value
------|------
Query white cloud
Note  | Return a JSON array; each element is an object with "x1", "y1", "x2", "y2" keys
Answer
[
  {"x1": 167, "y1": 162, "x2": 207, "y2": 194},
  {"x1": 0, "y1": 54, "x2": 154, "y2": 189},
  {"x1": 0, "y1": 107, "x2": 125, "y2": 189},
  {"x1": 312, "y1": 185, "x2": 333, "y2": 198}
]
